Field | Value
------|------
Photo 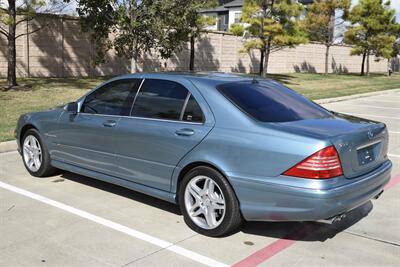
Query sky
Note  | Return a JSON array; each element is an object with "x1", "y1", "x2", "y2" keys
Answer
[
  {"x1": 62, "y1": 0, "x2": 399, "y2": 21},
  {"x1": 3, "y1": 0, "x2": 399, "y2": 22},
  {"x1": 390, "y1": 0, "x2": 400, "y2": 21},
  {"x1": 351, "y1": 0, "x2": 400, "y2": 21}
]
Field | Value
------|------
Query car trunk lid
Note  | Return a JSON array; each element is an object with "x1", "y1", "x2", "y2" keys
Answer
[{"x1": 267, "y1": 113, "x2": 389, "y2": 178}]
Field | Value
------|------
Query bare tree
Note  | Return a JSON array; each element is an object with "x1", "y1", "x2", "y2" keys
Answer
[{"x1": 0, "y1": 0, "x2": 67, "y2": 89}]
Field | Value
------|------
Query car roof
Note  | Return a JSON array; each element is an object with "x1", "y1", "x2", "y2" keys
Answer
[{"x1": 114, "y1": 71, "x2": 255, "y2": 85}]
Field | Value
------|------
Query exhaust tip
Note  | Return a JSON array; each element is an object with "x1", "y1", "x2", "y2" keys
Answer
[
  {"x1": 318, "y1": 213, "x2": 346, "y2": 224},
  {"x1": 373, "y1": 190, "x2": 384, "y2": 200}
]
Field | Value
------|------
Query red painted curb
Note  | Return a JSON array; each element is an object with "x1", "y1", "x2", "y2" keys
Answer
[
  {"x1": 384, "y1": 174, "x2": 400, "y2": 190},
  {"x1": 232, "y1": 225, "x2": 317, "y2": 267}
]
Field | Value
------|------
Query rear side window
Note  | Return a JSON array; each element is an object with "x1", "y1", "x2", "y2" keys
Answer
[
  {"x1": 132, "y1": 79, "x2": 188, "y2": 120},
  {"x1": 182, "y1": 95, "x2": 204, "y2": 122},
  {"x1": 82, "y1": 79, "x2": 139, "y2": 116},
  {"x1": 217, "y1": 81, "x2": 332, "y2": 122}
]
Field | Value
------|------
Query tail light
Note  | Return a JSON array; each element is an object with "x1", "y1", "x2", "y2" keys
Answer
[{"x1": 283, "y1": 146, "x2": 343, "y2": 179}]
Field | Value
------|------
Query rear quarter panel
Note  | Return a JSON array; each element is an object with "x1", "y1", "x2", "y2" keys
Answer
[
  {"x1": 171, "y1": 125, "x2": 331, "y2": 193},
  {"x1": 171, "y1": 77, "x2": 330, "y2": 193}
]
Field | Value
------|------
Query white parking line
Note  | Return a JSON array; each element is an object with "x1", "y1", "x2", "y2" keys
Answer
[
  {"x1": 0, "y1": 181, "x2": 228, "y2": 267},
  {"x1": 340, "y1": 113, "x2": 400, "y2": 120},
  {"x1": 389, "y1": 131, "x2": 400, "y2": 134},
  {"x1": 330, "y1": 103, "x2": 400, "y2": 110},
  {"x1": 358, "y1": 99, "x2": 400, "y2": 104},
  {"x1": 375, "y1": 95, "x2": 400, "y2": 98},
  {"x1": 388, "y1": 154, "x2": 400, "y2": 158}
]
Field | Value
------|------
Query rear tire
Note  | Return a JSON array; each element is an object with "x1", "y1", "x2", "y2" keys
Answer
[
  {"x1": 178, "y1": 166, "x2": 242, "y2": 237},
  {"x1": 21, "y1": 129, "x2": 58, "y2": 177}
]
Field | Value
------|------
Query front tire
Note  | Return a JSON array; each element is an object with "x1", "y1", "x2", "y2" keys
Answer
[
  {"x1": 22, "y1": 129, "x2": 57, "y2": 177},
  {"x1": 179, "y1": 166, "x2": 242, "y2": 237}
]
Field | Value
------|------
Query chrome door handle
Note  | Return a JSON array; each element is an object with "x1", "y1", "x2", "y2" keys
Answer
[
  {"x1": 175, "y1": 128, "x2": 195, "y2": 136},
  {"x1": 102, "y1": 120, "x2": 117, "y2": 128}
]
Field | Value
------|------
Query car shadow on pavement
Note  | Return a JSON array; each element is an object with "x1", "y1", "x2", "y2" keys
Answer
[
  {"x1": 59, "y1": 171, "x2": 182, "y2": 216},
  {"x1": 58, "y1": 170, "x2": 373, "y2": 241},
  {"x1": 239, "y1": 201, "x2": 374, "y2": 241}
]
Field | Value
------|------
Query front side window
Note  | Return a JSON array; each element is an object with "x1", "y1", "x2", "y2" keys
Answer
[
  {"x1": 81, "y1": 79, "x2": 140, "y2": 116},
  {"x1": 217, "y1": 81, "x2": 332, "y2": 123},
  {"x1": 131, "y1": 79, "x2": 188, "y2": 121}
]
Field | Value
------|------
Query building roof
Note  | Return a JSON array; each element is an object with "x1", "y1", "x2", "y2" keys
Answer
[
  {"x1": 298, "y1": 0, "x2": 314, "y2": 4},
  {"x1": 200, "y1": 0, "x2": 242, "y2": 14},
  {"x1": 201, "y1": 0, "x2": 314, "y2": 14},
  {"x1": 200, "y1": 5, "x2": 228, "y2": 13},
  {"x1": 224, "y1": 0, "x2": 243, "y2": 8}
]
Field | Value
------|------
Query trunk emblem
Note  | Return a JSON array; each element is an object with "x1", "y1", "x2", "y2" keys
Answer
[{"x1": 367, "y1": 130, "x2": 374, "y2": 139}]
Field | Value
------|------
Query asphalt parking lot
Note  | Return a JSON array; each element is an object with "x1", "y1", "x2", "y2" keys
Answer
[{"x1": 0, "y1": 90, "x2": 399, "y2": 267}]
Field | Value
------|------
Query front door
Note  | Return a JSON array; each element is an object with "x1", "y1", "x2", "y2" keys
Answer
[
  {"x1": 53, "y1": 78, "x2": 140, "y2": 176},
  {"x1": 114, "y1": 78, "x2": 213, "y2": 191},
  {"x1": 217, "y1": 14, "x2": 228, "y2": 31}
]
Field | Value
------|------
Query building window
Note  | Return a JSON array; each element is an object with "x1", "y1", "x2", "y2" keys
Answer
[
  {"x1": 204, "y1": 14, "x2": 217, "y2": 25},
  {"x1": 234, "y1": 12, "x2": 241, "y2": 23}
]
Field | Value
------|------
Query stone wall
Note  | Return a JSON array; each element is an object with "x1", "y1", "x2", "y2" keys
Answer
[{"x1": 0, "y1": 16, "x2": 396, "y2": 78}]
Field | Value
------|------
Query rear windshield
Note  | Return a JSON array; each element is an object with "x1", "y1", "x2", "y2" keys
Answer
[{"x1": 217, "y1": 81, "x2": 332, "y2": 123}]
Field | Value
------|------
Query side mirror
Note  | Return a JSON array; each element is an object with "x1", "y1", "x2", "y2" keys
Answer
[{"x1": 65, "y1": 102, "x2": 78, "y2": 114}]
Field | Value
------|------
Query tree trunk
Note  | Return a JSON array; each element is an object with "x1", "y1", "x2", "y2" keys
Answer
[
  {"x1": 7, "y1": 0, "x2": 17, "y2": 88},
  {"x1": 361, "y1": 52, "x2": 366, "y2": 76},
  {"x1": 325, "y1": 8, "x2": 335, "y2": 75},
  {"x1": 259, "y1": 49, "x2": 265, "y2": 76},
  {"x1": 189, "y1": 35, "x2": 195, "y2": 71},
  {"x1": 131, "y1": 42, "x2": 139, "y2": 73},
  {"x1": 263, "y1": 37, "x2": 272, "y2": 77},
  {"x1": 366, "y1": 52, "x2": 370, "y2": 76},
  {"x1": 324, "y1": 45, "x2": 330, "y2": 75},
  {"x1": 130, "y1": 56, "x2": 137, "y2": 73}
]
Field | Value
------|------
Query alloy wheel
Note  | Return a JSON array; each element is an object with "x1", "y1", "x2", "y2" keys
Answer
[
  {"x1": 23, "y1": 135, "x2": 42, "y2": 172},
  {"x1": 184, "y1": 175, "x2": 226, "y2": 229}
]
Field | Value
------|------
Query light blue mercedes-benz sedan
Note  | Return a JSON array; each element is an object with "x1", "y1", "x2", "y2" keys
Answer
[{"x1": 16, "y1": 72, "x2": 392, "y2": 236}]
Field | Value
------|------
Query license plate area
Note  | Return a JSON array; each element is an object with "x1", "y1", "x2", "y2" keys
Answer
[{"x1": 357, "y1": 145, "x2": 376, "y2": 166}]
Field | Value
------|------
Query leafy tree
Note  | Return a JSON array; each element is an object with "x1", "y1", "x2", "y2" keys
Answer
[
  {"x1": 73, "y1": 0, "x2": 158, "y2": 73},
  {"x1": 152, "y1": 0, "x2": 194, "y2": 62},
  {"x1": 0, "y1": 0, "x2": 66, "y2": 89},
  {"x1": 392, "y1": 39, "x2": 400, "y2": 59},
  {"x1": 344, "y1": 0, "x2": 399, "y2": 75},
  {"x1": 384, "y1": 35, "x2": 399, "y2": 75},
  {"x1": 391, "y1": 38, "x2": 400, "y2": 71},
  {"x1": 229, "y1": 23, "x2": 244, "y2": 36},
  {"x1": 302, "y1": 0, "x2": 350, "y2": 74},
  {"x1": 235, "y1": 0, "x2": 307, "y2": 76},
  {"x1": 72, "y1": 0, "x2": 216, "y2": 73},
  {"x1": 183, "y1": 1, "x2": 216, "y2": 71}
]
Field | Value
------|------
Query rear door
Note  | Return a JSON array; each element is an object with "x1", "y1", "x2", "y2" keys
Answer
[
  {"x1": 114, "y1": 78, "x2": 214, "y2": 191},
  {"x1": 54, "y1": 79, "x2": 140, "y2": 176}
]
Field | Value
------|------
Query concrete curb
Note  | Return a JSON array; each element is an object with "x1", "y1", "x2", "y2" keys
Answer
[
  {"x1": 0, "y1": 140, "x2": 18, "y2": 154},
  {"x1": 1, "y1": 88, "x2": 399, "y2": 153},
  {"x1": 315, "y1": 88, "x2": 400, "y2": 104}
]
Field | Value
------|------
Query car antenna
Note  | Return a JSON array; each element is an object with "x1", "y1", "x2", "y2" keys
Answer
[{"x1": 252, "y1": 75, "x2": 259, "y2": 84}]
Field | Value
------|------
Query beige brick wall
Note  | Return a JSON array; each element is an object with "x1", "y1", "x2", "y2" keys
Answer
[{"x1": 0, "y1": 16, "x2": 395, "y2": 77}]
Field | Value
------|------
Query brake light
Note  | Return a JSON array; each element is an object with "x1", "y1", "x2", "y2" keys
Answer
[{"x1": 283, "y1": 146, "x2": 343, "y2": 179}]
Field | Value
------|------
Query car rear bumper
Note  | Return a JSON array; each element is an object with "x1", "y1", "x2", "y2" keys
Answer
[{"x1": 229, "y1": 160, "x2": 392, "y2": 221}]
